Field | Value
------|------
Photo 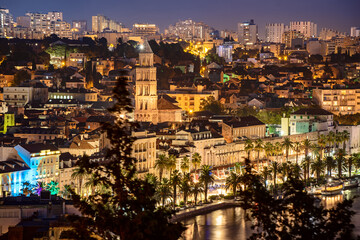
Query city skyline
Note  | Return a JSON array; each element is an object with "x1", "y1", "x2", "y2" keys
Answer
[{"x1": 2, "y1": 0, "x2": 360, "y2": 37}]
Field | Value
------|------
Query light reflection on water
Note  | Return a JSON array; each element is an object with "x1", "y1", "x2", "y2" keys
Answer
[{"x1": 181, "y1": 188, "x2": 360, "y2": 240}]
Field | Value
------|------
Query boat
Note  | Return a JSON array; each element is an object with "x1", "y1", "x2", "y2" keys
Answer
[
  {"x1": 321, "y1": 181, "x2": 344, "y2": 196},
  {"x1": 344, "y1": 180, "x2": 358, "y2": 190},
  {"x1": 307, "y1": 186, "x2": 323, "y2": 195}
]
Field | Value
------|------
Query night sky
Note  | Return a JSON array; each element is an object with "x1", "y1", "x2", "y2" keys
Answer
[{"x1": 2, "y1": 0, "x2": 360, "y2": 37}]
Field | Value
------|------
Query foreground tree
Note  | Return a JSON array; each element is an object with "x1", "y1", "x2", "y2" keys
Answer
[
  {"x1": 68, "y1": 77, "x2": 184, "y2": 240},
  {"x1": 199, "y1": 165, "x2": 214, "y2": 203},
  {"x1": 225, "y1": 171, "x2": 241, "y2": 198},
  {"x1": 238, "y1": 160, "x2": 357, "y2": 240},
  {"x1": 170, "y1": 170, "x2": 181, "y2": 209}
]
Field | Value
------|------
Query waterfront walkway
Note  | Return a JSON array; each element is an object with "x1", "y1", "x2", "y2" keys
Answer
[{"x1": 171, "y1": 200, "x2": 241, "y2": 222}]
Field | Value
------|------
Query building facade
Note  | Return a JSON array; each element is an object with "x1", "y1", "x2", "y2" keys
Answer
[
  {"x1": 237, "y1": 19, "x2": 258, "y2": 46},
  {"x1": 265, "y1": 23, "x2": 285, "y2": 43}
]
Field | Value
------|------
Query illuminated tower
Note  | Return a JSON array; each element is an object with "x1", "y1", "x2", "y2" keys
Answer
[{"x1": 134, "y1": 41, "x2": 158, "y2": 123}]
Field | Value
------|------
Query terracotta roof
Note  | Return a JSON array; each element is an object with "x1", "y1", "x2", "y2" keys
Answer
[{"x1": 157, "y1": 98, "x2": 181, "y2": 110}]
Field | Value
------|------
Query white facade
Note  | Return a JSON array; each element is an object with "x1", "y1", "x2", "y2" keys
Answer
[
  {"x1": 0, "y1": 8, "x2": 13, "y2": 37},
  {"x1": 3, "y1": 87, "x2": 33, "y2": 107},
  {"x1": 92, "y1": 15, "x2": 122, "y2": 33},
  {"x1": 238, "y1": 20, "x2": 258, "y2": 46},
  {"x1": 290, "y1": 21, "x2": 317, "y2": 38},
  {"x1": 265, "y1": 23, "x2": 285, "y2": 43},
  {"x1": 216, "y1": 44, "x2": 233, "y2": 62},
  {"x1": 351, "y1": 27, "x2": 360, "y2": 37}
]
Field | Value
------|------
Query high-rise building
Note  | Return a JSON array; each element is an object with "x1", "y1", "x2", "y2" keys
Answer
[
  {"x1": 282, "y1": 30, "x2": 304, "y2": 48},
  {"x1": 72, "y1": 20, "x2": 87, "y2": 33},
  {"x1": 350, "y1": 27, "x2": 360, "y2": 37},
  {"x1": 25, "y1": 12, "x2": 71, "y2": 38},
  {"x1": 134, "y1": 41, "x2": 158, "y2": 123},
  {"x1": 237, "y1": 19, "x2": 258, "y2": 46},
  {"x1": 132, "y1": 23, "x2": 159, "y2": 37},
  {"x1": 16, "y1": 16, "x2": 31, "y2": 28},
  {"x1": 290, "y1": 21, "x2": 317, "y2": 38},
  {"x1": 319, "y1": 28, "x2": 345, "y2": 40},
  {"x1": 0, "y1": 8, "x2": 13, "y2": 37},
  {"x1": 92, "y1": 15, "x2": 122, "y2": 33},
  {"x1": 165, "y1": 19, "x2": 213, "y2": 41},
  {"x1": 47, "y1": 11, "x2": 63, "y2": 22},
  {"x1": 265, "y1": 23, "x2": 285, "y2": 43}
]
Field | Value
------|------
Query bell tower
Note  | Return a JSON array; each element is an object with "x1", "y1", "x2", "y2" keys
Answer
[{"x1": 134, "y1": 41, "x2": 158, "y2": 123}]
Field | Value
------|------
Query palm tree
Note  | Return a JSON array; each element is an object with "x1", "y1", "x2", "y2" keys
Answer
[
  {"x1": 191, "y1": 153, "x2": 202, "y2": 172},
  {"x1": 302, "y1": 139, "x2": 312, "y2": 159},
  {"x1": 167, "y1": 154, "x2": 177, "y2": 174},
  {"x1": 244, "y1": 139, "x2": 254, "y2": 160},
  {"x1": 199, "y1": 165, "x2": 214, "y2": 203},
  {"x1": 157, "y1": 178, "x2": 172, "y2": 206},
  {"x1": 341, "y1": 131, "x2": 350, "y2": 152},
  {"x1": 234, "y1": 162, "x2": 242, "y2": 174},
  {"x1": 318, "y1": 134, "x2": 327, "y2": 159},
  {"x1": 191, "y1": 182, "x2": 204, "y2": 205},
  {"x1": 71, "y1": 166, "x2": 88, "y2": 196},
  {"x1": 180, "y1": 156, "x2": 190, "y2": 173},
  {"x1": 282, "y1": 138, "x2": 293, "y2": 162},
  {"x1": 290, "y1": 163, "x2": 302, "y2": 180},
  {"x1": 225, "y1": 171, "x2": 241, "y2": 198},
  {"x1": 155, "y1": 154, "x2": 168, "y2": 181},
  {"x1": 274, "y1": 142, "x2": 283, "y2": 162},
  {"x1": 292, "y1": 142, "x2": 302, "y2": 165},
  {"x1": 335, "y1": 149, "x2": 346, "y2": 178},
  {"x1": 261, "y1": 166, "x2": 271, "y2": 188},
  {"x1": 264, "y1": 142, "x2": 274, "y2": 161},
  {"x1": 346, "y1": 154, "x2": 355, "y2": 177},
  {"x1": 311, "y1": 157, "x2": 324, "y2": 181},
  {"x1": 145, "y1": 173, "x2": 158, "y2": 188},
  {"x1": 335, "y1": 132, "x2": 343, "y2": 150},
  {"x1": 269, "y1": 161, "x2": 279, "y2": 193},
  {"x1": 279, "y1": 162, "x2": 290, "y2": 183},
  {"x1": 180, "y1": 173, "x2": 191, "y2": 206},
  {"x1": 325, "y1": 156, "x2": 336, "y2": 177},
  {"x1": 254, "y1": 138, "x2": 264, "y2": 171},
  {"x1": 170, "y1": 170, "x2": 181, "y2": 209},
  {"x1": 327, "y1": 131, "x2": 336, "y2": 152},
  {"x1": 302, "y1": 156, "x2": 312, "y2": 182}
]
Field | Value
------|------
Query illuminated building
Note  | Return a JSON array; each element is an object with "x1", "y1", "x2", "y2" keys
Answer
[
  {"x1": 66, "y1": 53, "x2": 87, "y2": 70},
  {"x1": 0, "y1": 8, "x2": 14, "y2": 37},
  {"x1": 165, "y1": 19, "x2": 212, "y2": 41},
  {"x1": 222, "y1": 116, "x2": 266, "y2": 143},
  {"x1": 92, "y1": 15, "x2": 122, "y2": 33},
  {"x1": 164, "y1": 85, "x2": 219, "y2": 113},
  {"x1": 16, "y1": 16, "x2": 30, "y2": 28},
  {"x1": 351, "y1": 27, "x2": 360, "y2": 37},
  {"x1": 265, "y1": 23, "x2": 285, "y2": 43},
  {"x1": 290, "y1": 21, "x2": 317, "y2": 38},
  {"x1": 313, "y1": 88, "x2": 360, "y2": 115},
  {"x1": 134, "y1": 42, "x2": 183, "y2": 123},
  {"x1": 216, "y1": 44, "x2": 233, "y2": 62},
  {"x1": 0, "y1": 144, "x2": 61, "y2": 197},
  {"x1": 281, "y1": 108, "x2": 334, "y2": 136},
  {"x1": 282, "y1": 30, "x2": 304, "y2": 48},
  {"x1": 132, "y1": 23, "x2": 159, "y2": 37},
  {"x1": 237, "y1": 19, "x2": 258, "y2": 46},
  {"x1": 72, "y1": 20, "x2": 87, "y2": 33},
  {"x1": 134, "y1": 41, "x2": 159, "y2": 123}
]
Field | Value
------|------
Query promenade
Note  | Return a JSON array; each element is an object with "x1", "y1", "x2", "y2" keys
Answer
[{"x1": 170, "y1": 200, "x2": 241, "y2": 222}]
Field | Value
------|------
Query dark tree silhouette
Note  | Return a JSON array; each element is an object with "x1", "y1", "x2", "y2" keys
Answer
[{"x1": 68, "y1": 77, "x2": 185, "y2": 240}]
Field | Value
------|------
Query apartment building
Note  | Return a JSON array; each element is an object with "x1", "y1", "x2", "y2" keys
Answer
[{"x1": 313, "y1": 88, "x2": 360, "y2": 115}]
